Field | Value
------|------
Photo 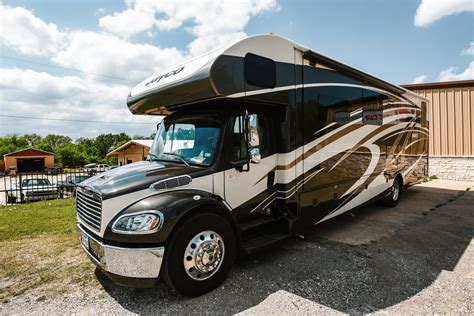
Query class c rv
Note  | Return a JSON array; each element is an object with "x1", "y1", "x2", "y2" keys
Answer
[{"x1": 77, "y1": 34, "x2": 429, "y2": 297}]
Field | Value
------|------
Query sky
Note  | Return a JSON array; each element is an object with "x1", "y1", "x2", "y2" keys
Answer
[{"x1": 0, "y1": 0, "x2": 473, "y2": 139}]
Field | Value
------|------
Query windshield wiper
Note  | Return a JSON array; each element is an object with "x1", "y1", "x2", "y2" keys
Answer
[
  {"x1": 162, "y1": 152, "x2": 189, "y2": 166},
  {"x1": 148, "y1": 152, "x2": 189, "y2": 166},
  {"x1": 147, "y1": 153, "x2": 160, "y2": 161}
]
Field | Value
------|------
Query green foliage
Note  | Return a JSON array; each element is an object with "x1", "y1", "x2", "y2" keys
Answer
[
  {"x1": 175, "y1": 127, "x2": 195, "y2": 140},
  {"x1": 23, "y1": 134, "x2": 42, "y2": 147},
  {"x1": 0, "y1": 135, "x2": 29, "y2": 157},
  {"x1": 55, "y1": 144, "x2": 87, "y2": 167},
  {"x1": 43, "y1": 134, "x2": 72, "y2": 150},
  {"x1": 0, "y1": 132, "x2": 135, "y2": 167}
]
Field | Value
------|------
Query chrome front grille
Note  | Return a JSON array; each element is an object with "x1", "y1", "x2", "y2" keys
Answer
[{"x1": 76, "y1": 188, "x2": 102, "y2": 231}]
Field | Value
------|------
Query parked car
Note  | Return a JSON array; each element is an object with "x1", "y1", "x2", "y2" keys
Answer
[
  {"x1": 84, "y1": 163, "x2": 110, "y2": 175},
  {"x1": 58, "y1": 174, "x2": 90, "y2": 196},
  {"x1": 96, "y1": 164, "x2": 110, "y2": 173},
  {"x1": 84, "y1": 163, "x2": 97, "y2": 175},
  {"x1": 7, "y1": 178, "x2": 59, "y2": 203},
  {"x1": 45, "y1": 166, "x2": 63, "y2": 175}
]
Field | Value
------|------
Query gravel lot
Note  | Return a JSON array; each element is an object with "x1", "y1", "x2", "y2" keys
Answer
[{"x1": 1, "y1": 180, "x2": 473, "y2": 314}]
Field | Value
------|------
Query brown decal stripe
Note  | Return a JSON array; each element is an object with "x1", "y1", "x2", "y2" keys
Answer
[
  {"x1": 253, "y1": 166, "x2": 277, "y2": 186},
  {"x1": 328, "y1": 123, "x2": 395, "y2": 171},
  {"x1": 276, "y1": 124, "x2": 363, "y2": 170}
]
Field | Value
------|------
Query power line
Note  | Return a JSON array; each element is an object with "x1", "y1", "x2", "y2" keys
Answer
[
  {"x1": 0, "y1": 114, "x2": 157, "y2": 125},
  {"x1": 0, "y1": 55, "x2": 140, "y2": 84}
]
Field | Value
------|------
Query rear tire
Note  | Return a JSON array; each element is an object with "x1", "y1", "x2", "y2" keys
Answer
[
  {"x1": 161, "y1": 212, "x2": 237, "y2": 297},
  {"x1": 383, "y1": 176, "x2": 402, "y2": 207}
]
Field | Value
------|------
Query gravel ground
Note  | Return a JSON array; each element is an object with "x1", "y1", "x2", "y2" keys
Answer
[{"x1": 1, "y1": 180, "x2": 473, "y2": 314}]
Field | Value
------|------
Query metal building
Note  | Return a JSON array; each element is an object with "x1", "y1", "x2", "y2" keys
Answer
[
  {"x1": 3, "y1": 148, "x2": 55, "y2": 173},
  {"x1": 402, "y1": 80, "x2": 474, "y2": 181},
  {"x1": 107, "y1": 139, "x2": 153, "y2": 166}
]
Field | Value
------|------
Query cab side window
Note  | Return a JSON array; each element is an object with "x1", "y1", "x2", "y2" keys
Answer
[{"x1": 231, "y1": 116, "x2": 247, "y2": 161}]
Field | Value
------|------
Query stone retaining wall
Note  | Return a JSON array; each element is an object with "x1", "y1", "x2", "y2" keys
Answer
[{"x1": 429, "y1": 157, "x2": 474, "y2": 182}]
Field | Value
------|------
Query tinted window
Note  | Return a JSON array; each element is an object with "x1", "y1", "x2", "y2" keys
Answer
[
  {"x1": 303, "y1": 86, "x2": 363, "y2": 143},
  {"x1": 232, "y1": 116, "x2": 247, "y2": 161},
  {"x1": 244, "y1": 53, "x2": 276, "y2": 88},
  {"x1": 303, "y1": 63, "x2": 364, "y2": 86}
]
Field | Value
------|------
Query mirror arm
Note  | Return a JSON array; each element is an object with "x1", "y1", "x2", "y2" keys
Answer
[{"x1": 231, "y1": 159, "x2": 250, "y2": 172}]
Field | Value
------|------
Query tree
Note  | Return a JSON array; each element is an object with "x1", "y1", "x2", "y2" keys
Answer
[
  {"x1": 95, "y1": 133, "x2": 130, "y2": 158},
  {"x1": 43, "y1": 134, "x2": 72, "y2": 150},
  {"x1": 56, "y1": 144, "x2": 86, "y2": 167},
  {"x1": 23, "y1": 134, "x2": 43, "y2": 147},
  {"x1": 0, "y1": 135, "x2": 28, "y2": 157}
]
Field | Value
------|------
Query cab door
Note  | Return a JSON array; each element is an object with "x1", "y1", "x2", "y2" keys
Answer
[{"x1": 224, "y1": 113, "x2": 277, "y2": 218}]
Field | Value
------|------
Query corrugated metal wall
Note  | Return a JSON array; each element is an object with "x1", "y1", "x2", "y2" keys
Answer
[{"x1": 407, "y1": 83, "x2": 474, "y2": 157}]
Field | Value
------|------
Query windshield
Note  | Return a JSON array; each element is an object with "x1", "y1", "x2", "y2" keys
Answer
[
  {"x1": 150, "y1": 113, "x2": 222, "y2": 166},
  {"x1": 22, "y1": 179, "x2": 52, "y2": 186}
]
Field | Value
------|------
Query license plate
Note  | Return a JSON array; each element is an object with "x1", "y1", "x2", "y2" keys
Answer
[{"x1": 80, "y1": 232, "x2": 89, "y2": 249}]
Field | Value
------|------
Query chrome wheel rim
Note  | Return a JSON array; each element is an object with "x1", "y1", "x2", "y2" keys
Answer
[
  {"x1": 392, "y1": 180, "x2": 400, "y2": 201},
  {"x1": 184, "y1": 230, "x2": 225, "y2": 281}
]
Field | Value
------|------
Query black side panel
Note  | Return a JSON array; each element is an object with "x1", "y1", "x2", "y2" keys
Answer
[
  {"x1": 103, "y1": 190, "x2": 234, "y2": 245},
  {"x1": 244, "y1": 53, "x2": 276, "y2": 88}
]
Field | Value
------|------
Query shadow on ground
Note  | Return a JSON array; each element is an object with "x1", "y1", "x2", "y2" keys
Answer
[{"x1": 97, "y1": 183, "x2": 474, "y2": 314}]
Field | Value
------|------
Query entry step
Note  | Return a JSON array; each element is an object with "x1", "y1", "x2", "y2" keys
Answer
[
  {"x1": 242, "y1": 233, "x2": 290, "y2": 255},
  {"x1": 239, "y1": 216, "x2": 279, "y2": 232}
]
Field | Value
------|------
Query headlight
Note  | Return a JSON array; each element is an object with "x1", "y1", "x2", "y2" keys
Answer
[{"x1": 112, "y1": 211, "x2": 164, "y2": 234}]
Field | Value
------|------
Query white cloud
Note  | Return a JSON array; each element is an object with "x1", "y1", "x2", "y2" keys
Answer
[
  {"x1": 99, "y1": 7, "x2": 156, "y2": 38},
  {"x1": 52, "y1": 31, "x2": 185, "y2": 83},
  {"x1": 414, "y1": 0, "x2": 474, "y2": 27},
  {"x1": 0, "y1": 5, "x2": 66, "y2": 56},
  {"x1": 461, "y1": 42, "x2": 474, "y2": 56},
  {"x1": 98, "y1": 0, "x2": 279, "y2": 55},
  {"x1": 438, "y1": 61, "x2": 474, "y2": 81},
  {"x1": 0, "y1": 68, "x2": 159, "y2": 137},
  {"x1": 412, "y1": 74, "x2": 429, "y2": 84}
]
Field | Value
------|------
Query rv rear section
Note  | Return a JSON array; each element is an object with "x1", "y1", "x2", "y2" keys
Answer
[{"x1": 76, "y1": 34, "x2": 428, "y2": 296}]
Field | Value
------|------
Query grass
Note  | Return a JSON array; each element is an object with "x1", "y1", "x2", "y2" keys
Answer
[
  {"x1": 0, "y1": 199, "x2": 96, "y2": 303},
  {"x1": 0, "y1": 199, "x2": 77, "y2": 241}
]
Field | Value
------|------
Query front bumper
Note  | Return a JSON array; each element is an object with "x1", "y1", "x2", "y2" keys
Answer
[{"x1": 77, "y1": 224, "x2": 165, "y2": 287}]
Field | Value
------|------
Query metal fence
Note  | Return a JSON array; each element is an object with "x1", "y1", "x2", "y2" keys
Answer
[{"x1": 0, "y1": 169, "x2": 95, "y2": 205}]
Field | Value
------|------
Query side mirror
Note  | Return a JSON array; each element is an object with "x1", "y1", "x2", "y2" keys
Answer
[
  {"x1": 249, "y1": 148, "x2": 261, "y2": 164},
  {"x1": 247, "y1": 114, "x2": 261, "y2": 164}
]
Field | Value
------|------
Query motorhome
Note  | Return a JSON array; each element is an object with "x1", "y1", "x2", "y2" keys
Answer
[{"x1": 77, "y1": 34, "x2": 428, "y2": 297}]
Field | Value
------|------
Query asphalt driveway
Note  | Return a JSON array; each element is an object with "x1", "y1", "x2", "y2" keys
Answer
[{"x1": 2, "y1": 180, "x2": 473, "y2": 314}]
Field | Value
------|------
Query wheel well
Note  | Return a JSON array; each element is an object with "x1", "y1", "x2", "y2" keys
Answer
[
  {"x1": 396, "y1": 174, "x2": 404, "y2": 189},
  {"x1": 167, "y1": 203, "x2": 241, "y2": 254}
]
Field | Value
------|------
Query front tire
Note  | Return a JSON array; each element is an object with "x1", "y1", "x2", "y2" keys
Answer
[
  {"x1": 161, "y1": 212, "x2": 237, "y2": 297},
  {"x1": 383, "y1": 176, "x2": 402, "y2": 207}
]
